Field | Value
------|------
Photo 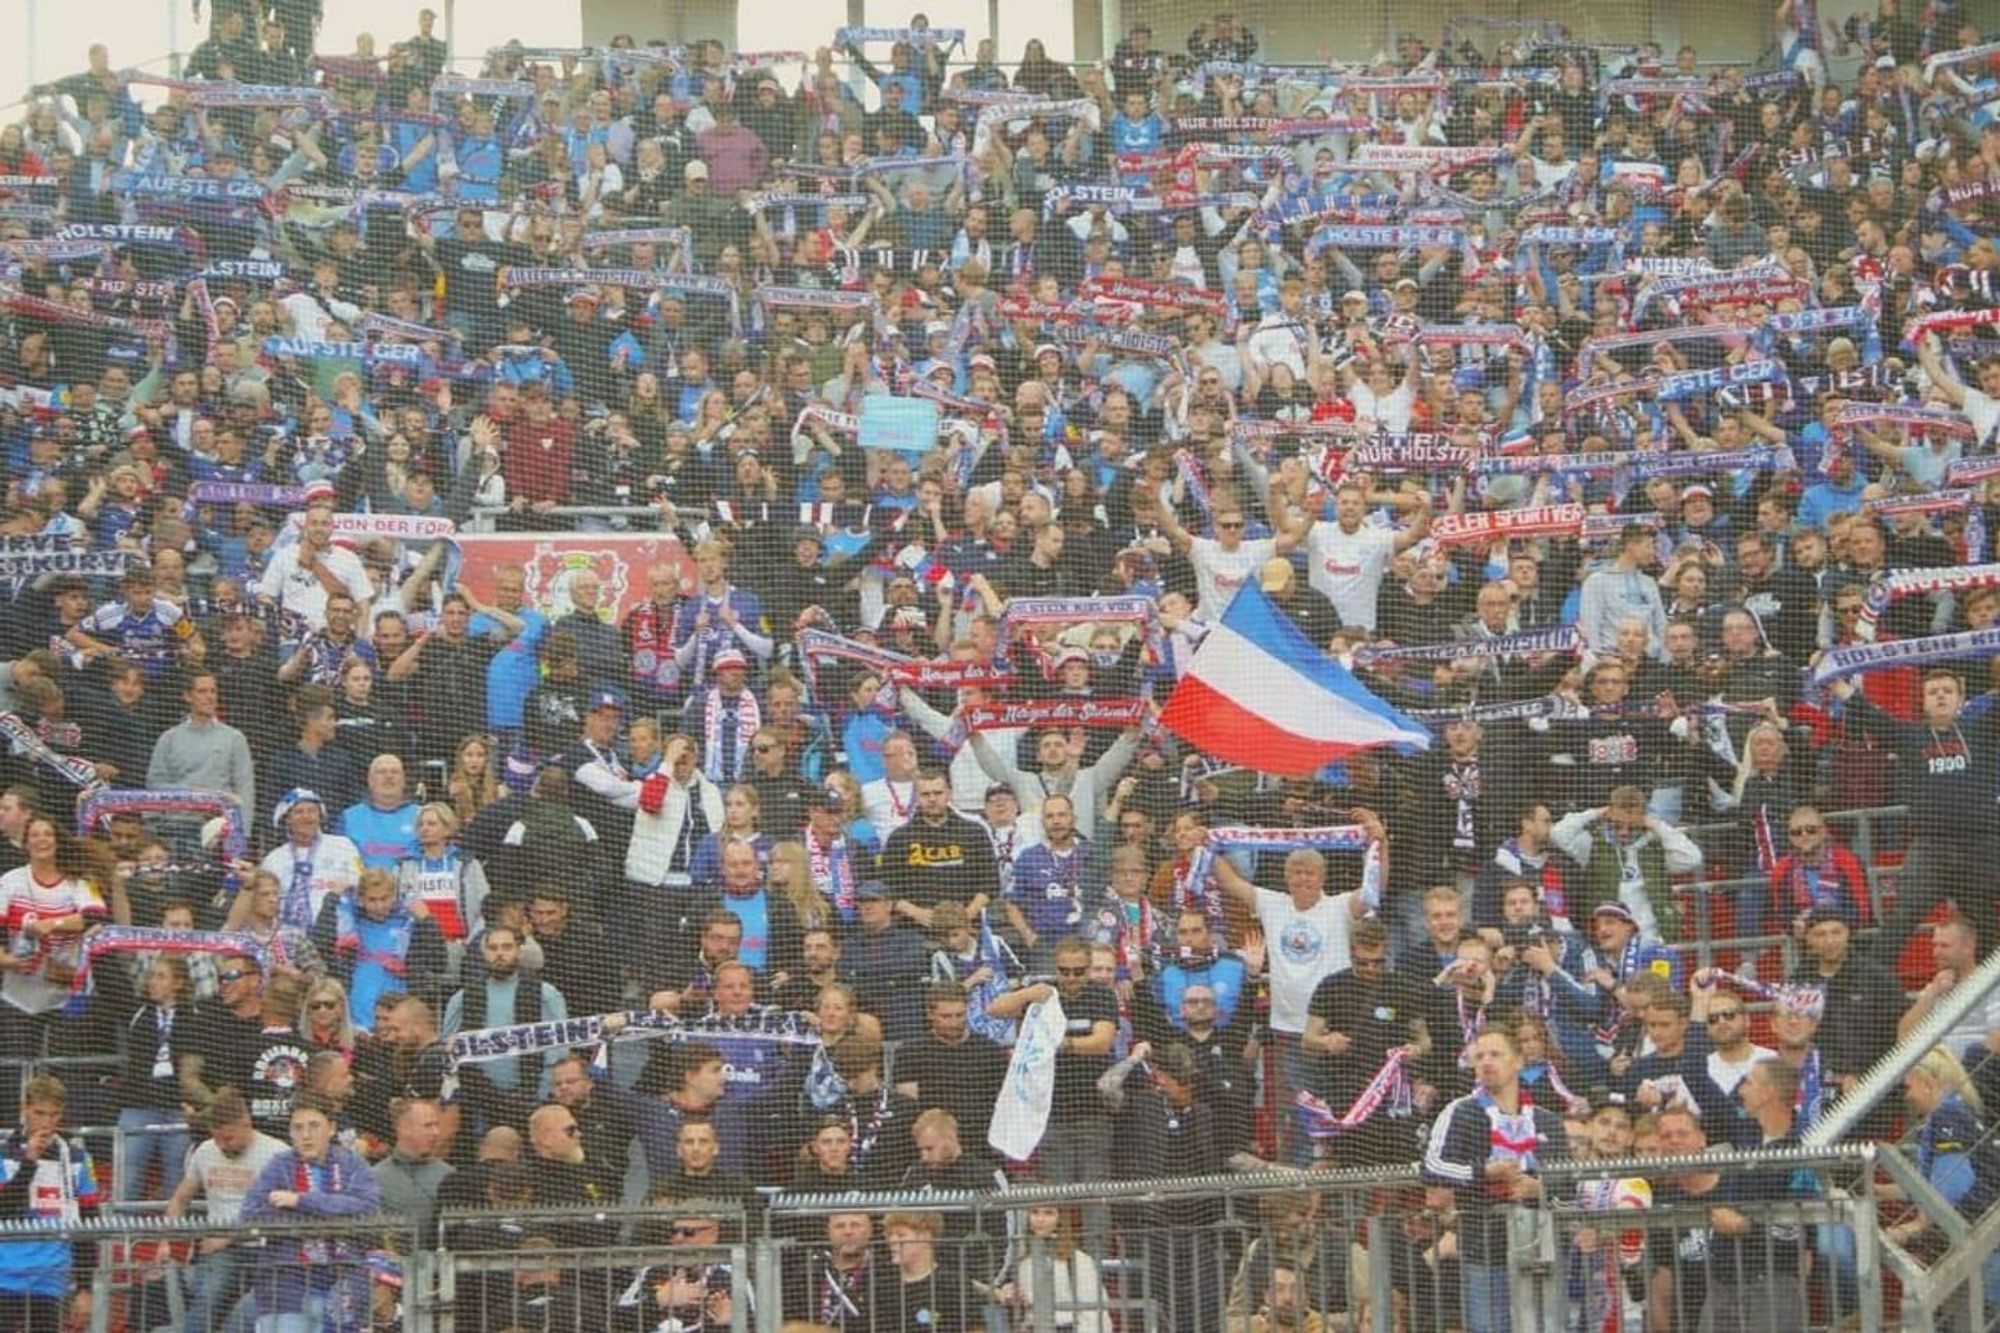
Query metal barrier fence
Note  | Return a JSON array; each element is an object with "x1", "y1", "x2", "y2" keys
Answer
[
  {"x1": 430, "y1": 1199, "x2": 756, "y2": 1333},
  {"x1": 764, "y1": 1146, "x2": 1888, "y2": 1333},
  {"x1": 15, "y1": 1140, "x2": 2000, "y2": 1332}
]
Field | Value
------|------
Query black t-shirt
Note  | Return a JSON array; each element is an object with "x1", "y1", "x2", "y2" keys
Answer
[
  {"x1": 875, "y1": 1264, "x2": 965, "y2": 1333},
  {"x1": 350, "y1": 1038, "x2": 452, "y2": 1143},
  {"x1": 177, "y1": 1000, "x2": 264, "y2": 1101},
  {"x1": 892, "y1": 1032, "x2": 1010, "y2": 1147},
  {"x1": 1305, "y1": 968, "x2": 1431, "y2": 1104},
  {"x1": 432, "y1": 234, "x2": 520, "y2": 321},
  {"x1": 1648, "y1": 1178, "x2": 1717, "y2": 1331},
  {"x1": 245, "y1": 1027, "x2": 313, "y2": 1137},
  {"x1": 1051, "y1": 983, "x2": 1119, "y2": 1114}
]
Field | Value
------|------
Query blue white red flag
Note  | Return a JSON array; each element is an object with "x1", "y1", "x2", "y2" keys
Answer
[{"x1": 1159, "y1": 581, "x2": 1431, "y2": 774}]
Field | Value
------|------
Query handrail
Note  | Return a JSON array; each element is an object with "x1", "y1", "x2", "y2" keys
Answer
[
  {"x1": 1808, "y1": 935, "x2": 2000, "y2": 1147},
  {"x1": 762, "y1": 1143, "x2": 1871, "y2": 1215},
  {"x1": 1897, "y1": 1180, "x2": 2000, "y2": 1330}
]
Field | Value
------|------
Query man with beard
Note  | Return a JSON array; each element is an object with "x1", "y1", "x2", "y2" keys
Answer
[
  {"x1": 548, "y1": 1053, "x2": 632, "y2": 1178},
  {"x1": 1001, "y1": 793, "x2": 1097, "y2": 966},
  {"x1": 890, "y1": 982, "x2": 1008, "y2": 1149},
  {"x1": 440, "y1": 925, "x2": 570, "y2": 1134},
  {"x1": 879, "y1": 769, "x2": 999, "y2": 928},
  {"x1": 524, "y1": 1102, "x2": 620, "y2": 1267},
  {"x1": 1303, "y1": 917, "x2": 1430, "y2": 1168},
  {"x1": 788, "y1": 1210, "x2": 879, "y2": 1331},
  {"x1": 1422, "y1": 1029, "x2": 1572, "y2": 1333},
  {"x1": 349, "y1": 997, "x2": 458, "y2": 1153}
]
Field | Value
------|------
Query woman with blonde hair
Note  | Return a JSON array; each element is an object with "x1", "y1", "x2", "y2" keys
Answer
[
  {"x1": 767, "y1": 841, "x2": 833, "y2": 934},
  {"x1": 821, "y1": 770, "x2": 880, "y2": 853},
  {"x1": 447, "y1": 734, "x2": 507, "y2": 825},
  {"x1": 300, "y1": 976, "x2": 358, "y2": 1060},
  {"x1": 1891, "y1": 1045, "x2": 2000, "y2": 1307},
  {"x1": 395, "y1": 801, "x2": 490, "y2": 979},
  {"x1": 1718, "y1": 716, "x2": 1802, "y2": 949},
  {"x1": 679, "y1": 535, "x2": 772, "y2": 685},
  {"x1": 688, "y1": 783, "x2": 773, "y2": 888}
]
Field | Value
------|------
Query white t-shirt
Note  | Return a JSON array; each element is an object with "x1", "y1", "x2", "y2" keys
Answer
[
  {"x1": 1345, "y1": 378, "x2": 1415, "y2": 432},
  {"x1": 1254, "y1": 886, "x2": 1356, "y2": 1034},
  {"x1": 257, "y1": 835, "x2": 365, "y2": 931},
  {"x1": 1247, "y1": 316, "x2": 1309, "y2": 379},
  {"x1": 184, "y1": 1131, "x2": 287, "y2": 1222},
  {"x1": 0, "y1": 867, "x2": 108, "y2": 1015},
  {"x1": 1189, "y1": 535, "x2": 1277, "y2": 620},
  {"x1": 862, "y1": 777, "x2": 918, "y2": 838},
  {"x1": 256, "y1": 544, "x2": 376, "y2": 634},
  {"x1": 1305, "y1": 521, "x2": 1397, "y2": 630},
  {"x1": 1706, "y1": 1044, "x2": 1777, "y2": 1098}
]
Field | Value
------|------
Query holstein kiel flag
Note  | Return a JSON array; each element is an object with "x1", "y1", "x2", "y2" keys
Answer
[{"x1": 1160, "y1": 581, "x2": 1431, "y2": 774}]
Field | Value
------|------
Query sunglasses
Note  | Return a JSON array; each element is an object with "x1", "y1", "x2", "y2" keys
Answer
[
  {"x1": 218, "y1": 970, "x2": 253, "y2": 983},
  {"x1": 1215, "y1": 520, "x2": 1245, "y2": 531},
  {"x1": 1789, "y1": 824, "x2": 1823, "y2": 835},
  {"x1": 1707, "y1": 1011, "x2": 1744, "y2": 1023}
]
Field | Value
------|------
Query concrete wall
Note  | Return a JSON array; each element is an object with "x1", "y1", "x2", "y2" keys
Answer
[
  {"x1": 580, "y1": 0, "x2": 738, "y2": 48},
  {"x1": 1107, "y1": 0, "x2": 1780, "y2": 65}
]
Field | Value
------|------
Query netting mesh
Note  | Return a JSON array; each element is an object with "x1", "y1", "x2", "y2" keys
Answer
[{"x1": 3, "y1": 1, "x2": 2000, "y2": 1329}]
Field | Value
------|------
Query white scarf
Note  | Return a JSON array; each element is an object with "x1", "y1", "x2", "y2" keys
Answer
[{"x1": 701, "y1": 686, "x2": 761, "y2": 784}]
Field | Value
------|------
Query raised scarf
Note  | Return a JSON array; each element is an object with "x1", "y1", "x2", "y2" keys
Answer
[{"x1": 701, "y1": 686, "x2": 762, "y2": 784}]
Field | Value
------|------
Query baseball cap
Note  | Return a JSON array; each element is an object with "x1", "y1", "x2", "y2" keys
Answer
[
  {"x1": 684, "y1": 159, "x2": 710, "y2": 180},
  {"x1": 855, "y1": 879, "x2": 891, "y2": 902},
  {"x1": 1259, "y1": 557, "x2": 1293, "y2": 591},
  {"x1": 813, "y1": 787, "x2": 846, "y2": 811},
  {"x1": 712, "y1": 648, "x2": 749, "y2": 672},
  {"x1": 791, "y1": 525, "x2": 825, "y2": 546},
  {"x1": 1052, "y1": 645, "x2": 1089, "y2": 668},
  {"x1": 1032, "y1": 342, "x2": 1063, "y2": 361},
  {"x1": 271, "y1": 788, "x2": 323, "y2": 829},
  {"x1": 1590, "y1": 901, "x2": 1637, "y2": 926},
  {"x1": 587, "y1": 688, "x2": 626, "y2": 714}
]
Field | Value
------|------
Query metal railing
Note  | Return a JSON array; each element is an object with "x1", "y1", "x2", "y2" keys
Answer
[{"x1": 23, "y1": 1139, "x2": 2000, "y2": 1332}]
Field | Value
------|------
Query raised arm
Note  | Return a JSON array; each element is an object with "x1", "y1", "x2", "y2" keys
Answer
[{"x1": 1918, "y1": 334, "x2": 1970, "y2": 410}]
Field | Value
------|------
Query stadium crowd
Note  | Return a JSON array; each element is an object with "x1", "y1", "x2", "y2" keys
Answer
[{"x1": 4, "y1": 0, "x2": 2000, "y2": 1329}]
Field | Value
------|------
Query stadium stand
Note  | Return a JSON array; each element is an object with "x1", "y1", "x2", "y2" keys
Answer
[{"x1": 5, "y1": 2, "x2": 2000, "y2": 1329}]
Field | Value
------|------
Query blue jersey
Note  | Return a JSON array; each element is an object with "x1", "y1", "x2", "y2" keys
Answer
[
  {"x1": 79, "y1": 599, "x2": 192, "y2": 677},
  {"x1": 470, "y1": 608, "x2": 549, "y2": 729},
  {"x1": 1009, "y1": 842, "x2": 1101, "y2": 939},
  {"x1": 340, "y1": 802, "x2": 421, "y2": 870}
]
